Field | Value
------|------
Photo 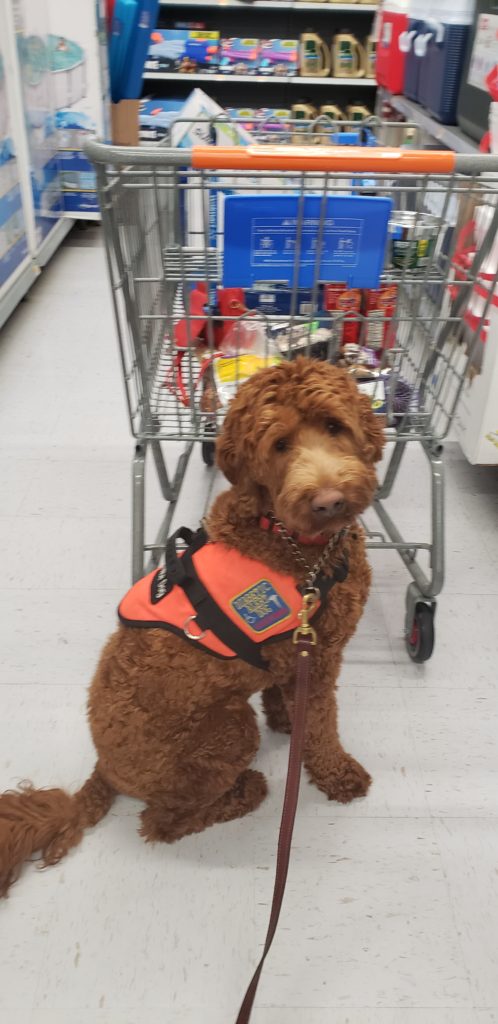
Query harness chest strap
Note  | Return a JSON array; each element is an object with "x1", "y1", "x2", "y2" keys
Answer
[{"x1": 118, "y1": 527, "x2": 349, "y2": 669}]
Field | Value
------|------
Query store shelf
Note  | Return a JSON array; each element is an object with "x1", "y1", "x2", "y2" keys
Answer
[
  {"x1": 159, "y1": 1, "x2": 378, "y2": 8},
  {"x1": 36, "y1": 217, "x2": 74, "y2": 268},
  {"x1": 0, "y1": 258, "x2": 38, "y2": 333},
  {"x1": 144, "y1": 71, "x2": 377, "y2": 85},
  {"x1": 383, "y1": 92, "x2": 479, "y2": 155}
]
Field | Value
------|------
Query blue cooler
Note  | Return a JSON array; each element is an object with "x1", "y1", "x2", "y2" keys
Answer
[
  {"x1": 418, "y1": 2, "x2": 475, "y2": 123},
  {"x1": 399, "y1": 17, "x2": 425, "y2": 100}
]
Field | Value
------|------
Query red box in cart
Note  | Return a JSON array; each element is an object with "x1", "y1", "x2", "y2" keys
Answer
[
  {"x1": 323, "y1": 284, "x2": 361, "y2": 344},
  {"x1": 363, "y1": 284, "x2": 398, "y2": 349}
]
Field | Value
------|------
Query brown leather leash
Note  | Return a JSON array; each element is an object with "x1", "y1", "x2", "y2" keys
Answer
[{"x1": 235, "y1": 593, "x2": 318, "y2": 1024}]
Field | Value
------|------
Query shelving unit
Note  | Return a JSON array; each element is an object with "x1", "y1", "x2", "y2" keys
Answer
[
  {"x1": 378, "y1": 89, "x2": 478, "y2": 155},
  {"x1": 160, "y1": 1, "x2": 378, "y2": 10},
  {"x1": 146, "y1": 0, "x2": 378, "y2": 109},
  {"x1": 144, "y1": 71, "x2": 376, "y2": 85}
]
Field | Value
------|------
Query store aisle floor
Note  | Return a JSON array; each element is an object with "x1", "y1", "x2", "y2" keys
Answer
[{"x1": 1, "y1": 227, "x2": 498, "y2": 1024}]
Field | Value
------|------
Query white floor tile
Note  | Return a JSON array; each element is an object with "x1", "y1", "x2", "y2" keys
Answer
[
  {"x1": 0, "y1": 457, "x2": 38, "y2": 516},
  {"x1": 0, "y1": 590, "x2": 118, "y2": 687},
  {"x1": 25, "y1": 1012, "x2": 483, "y2": 1024},
  {"x1": 19, "y1": 458, "x2": 130, "y2": 519},
  {"x1": 0, "y1": 514, "x2": 130, "y2": 593},
  {"x1": 434, "y1": 819, "x2": 498, "y2": 1007},
  {"x1": 252, "y1": 818, "x2": 472, "y2": 1010},
  {"x1": 404, "y1": 689, "x2": 498, "y2": 818}
]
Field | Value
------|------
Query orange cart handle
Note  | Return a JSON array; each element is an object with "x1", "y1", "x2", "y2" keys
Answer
[{"x1": 192, "y1": 145, "x2": 456, "y2": 174}]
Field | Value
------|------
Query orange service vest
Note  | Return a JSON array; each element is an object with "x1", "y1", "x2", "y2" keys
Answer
[{"x1": 119, "y1": 527, "x2": 349, "y2": 671}]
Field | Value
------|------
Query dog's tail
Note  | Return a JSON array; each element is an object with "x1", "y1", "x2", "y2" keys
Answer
[{"x1": 0, "y1": 765, "x2": 115, "y2": 897}]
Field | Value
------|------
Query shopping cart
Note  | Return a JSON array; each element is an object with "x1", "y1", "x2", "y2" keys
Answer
[{"x1": 86, "y1": 120, "x2": 498, "y2": 662}]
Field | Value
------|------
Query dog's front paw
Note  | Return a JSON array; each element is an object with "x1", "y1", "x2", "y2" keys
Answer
[{"x1": 313, "y1": 756, "x2": 371, "y2": 804}]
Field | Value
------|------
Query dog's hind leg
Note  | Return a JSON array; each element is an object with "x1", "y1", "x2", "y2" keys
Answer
[
  {"x1": 140, "y1": 769, "x2": 267, "y2": 843},
  {"x1": 261, "y1": 685, "x2": 292, "y2": 735},
  {"x1": 138, "y1": 699, "x2": 267, "y2": 843}
]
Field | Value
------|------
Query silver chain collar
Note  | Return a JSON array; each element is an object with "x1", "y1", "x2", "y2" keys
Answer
[{"x1": 265, "y1": 511, "x2": 350, "y2": 593}]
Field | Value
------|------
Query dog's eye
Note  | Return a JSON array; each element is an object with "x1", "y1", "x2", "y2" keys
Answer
[
  {"x1": 274, "y1": 437, "x2": 289, "y2": 453},
  {"x1": 327, "y1": 419, "x2": 343, "y2": 436}
]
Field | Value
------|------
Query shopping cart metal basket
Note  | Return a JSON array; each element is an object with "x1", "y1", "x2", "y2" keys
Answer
[{"x1": 86, "y1": 120, "x2": 498, "y2": 662}]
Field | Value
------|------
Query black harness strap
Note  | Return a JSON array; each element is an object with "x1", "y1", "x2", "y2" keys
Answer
[
  {"x1": 162, "y1": 527, "x2": 349, "y2": 670},
  {"x1": 166, "y1": 528, "x2": 268, "y2": 670}
]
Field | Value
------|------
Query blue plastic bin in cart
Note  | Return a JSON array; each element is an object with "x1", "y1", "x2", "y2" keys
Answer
[{"x1": 222, "y1": 193, "x2": 393, "y2": 290}]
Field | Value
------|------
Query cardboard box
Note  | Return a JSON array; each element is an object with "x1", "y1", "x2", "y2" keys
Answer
[
  {"x1": 111, "y1": 100, "x2": 139, "y2": 146},
  {"x1": 145, "y1": 29, "x2": 220, "y2": 74},
  {"x1": 219, "y1": 38, "x2": 260, "y2": 75},
  {"x1": 259, "y1": 39, "x2": 298, "y2": 78},
  {"x1": 139, "y1": 99, "x2": 183, "y2": 142}
]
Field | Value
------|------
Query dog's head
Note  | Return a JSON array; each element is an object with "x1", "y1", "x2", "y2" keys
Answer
[{"x1": 216, "y1": 358, "x2": 385, "y2": 538}]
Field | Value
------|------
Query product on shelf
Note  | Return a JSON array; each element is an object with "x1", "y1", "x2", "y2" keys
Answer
[
  {"x1": 332, "y1": 31, "x2": 366, "y2": 78},
  {"x1": 259, "y1": 39, "x2": 299, "y2": 77},
  {"x1": 256, "y1": 108, "x2": 292, "y2": 140},
  {"x1": 226, "y1": 107, "x2": 292, "y2": 137},
  {"x1": 364, "y1": 32, "x2": 376, "y2": 78},
  {"x1": 299, "y1": 32, "x2": 331, "y2": 77},
  {"x1": 226, "y1": 106, "x2": 258, "y2": 130},
  {"x1": 145, "y1": 28, "x2": 220, "y2": 74},
  {"x1": 346, "y1": 103, "x2": 372, "y2": 120},
  {"x1": 291, "y1": 102, "x2": 317, "y2": 140},
  {"x1": 139, "y1": 98, "x2": 183, "y2": 141},
  {"x1": 375, "y1": 0, "x2": 411, "y2": 94},
  {"x1": 169, "y1": 88, "x2": 253, "y2": 148},
  {"x1": 399, "y1": 2, "x2": 427, "y2": 102},
  {"x1": 320, "y1": 103, "x2": 345, "y2": 121},
  {"x1": 420, "y1": 2, "x2": 474, "y2": 124},
  {"x1": 219, "y1": 37, "x2": 260, "y2": 75}
]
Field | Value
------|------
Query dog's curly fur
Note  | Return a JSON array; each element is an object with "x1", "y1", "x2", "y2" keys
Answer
[{"x1": 0, "y1": 358, "x2": 384, "y2": 896}]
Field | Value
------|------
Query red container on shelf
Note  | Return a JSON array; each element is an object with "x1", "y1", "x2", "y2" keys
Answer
[{"x1": 375, "y1": 0, "x2": 411, "y2": 94}]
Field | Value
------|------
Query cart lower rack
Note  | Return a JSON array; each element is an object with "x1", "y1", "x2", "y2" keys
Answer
[{"x1": 86, "y1": 125, "x2": 498, "y2": 661}]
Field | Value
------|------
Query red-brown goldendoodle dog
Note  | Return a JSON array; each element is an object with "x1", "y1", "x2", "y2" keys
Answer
[{"x1": 0, "y1": 358, "x2": 384, "y2": 897}]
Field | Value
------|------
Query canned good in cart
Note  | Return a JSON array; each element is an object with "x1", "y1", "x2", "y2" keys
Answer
[{"x1": 86, "y1": 120, "x2": 498, "y2": 662}]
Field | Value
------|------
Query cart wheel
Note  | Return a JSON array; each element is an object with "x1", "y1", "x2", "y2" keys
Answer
[
  {"x1": 406, "y1": 604, "x2": 435, "y2": 663},
  {"x1": 202, "y1": 441, "x2": 216, "y2": 467}
]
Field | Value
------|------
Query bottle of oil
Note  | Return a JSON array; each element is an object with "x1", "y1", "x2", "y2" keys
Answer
[
  {"x1": 311, "y1": 105, "x2": 345, "y2": 144},
  {"x1": 364, "y1": 33, "x2": 376, "y2": 77},
  {"x1": 320, "y1": 103, "x2": 345, "y2": 121},
  {"x1": 332, "y1": 31, "x2": 366, "y2": 78},
  {"x1": 291, "y1": 102, "x2": 317, "y2": 142},
  {"x1": 346, "y1": 103, "x2": 372, "y2": 121},
  {"x1": 300, "y1": 32, "x2": 331, "y2": 76}
]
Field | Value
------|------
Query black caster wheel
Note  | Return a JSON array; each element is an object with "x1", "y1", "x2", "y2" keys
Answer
[
  {"x1": 202, "y1": 440, "x2": 216, "y2": 467},
  {"x1": 406, "y1": 603, "x2": 435, "y2": 663}
]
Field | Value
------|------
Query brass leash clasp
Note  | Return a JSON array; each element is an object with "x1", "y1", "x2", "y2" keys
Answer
[{"x1": 293, "y1": 589, "x2": 319, "y2": 646}]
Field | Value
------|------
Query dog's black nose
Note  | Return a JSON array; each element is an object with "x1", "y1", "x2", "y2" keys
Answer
[{"x1": 311, "y1": 488, "x2": 345, "y2": 518}]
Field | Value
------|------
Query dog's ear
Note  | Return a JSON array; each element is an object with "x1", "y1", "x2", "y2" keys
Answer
[
  {"x1": 216, "y1": 411, "x2": 241, "y2": 484},
  {"x1": 357, "y1": 392, "x2": 385, "y2": 464},
  {"x1": 216, "y1": 379, "x2": 255, "y2": 484}
]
